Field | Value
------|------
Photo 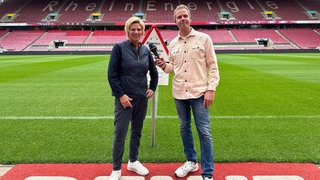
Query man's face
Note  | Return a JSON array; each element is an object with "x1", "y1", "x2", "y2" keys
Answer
[
  {"x1": 174, "y1": 8, "x2": 191, "y2": 31},
  {"x1": 128, "y1": 23, "x2": 143, "y2": 44}
]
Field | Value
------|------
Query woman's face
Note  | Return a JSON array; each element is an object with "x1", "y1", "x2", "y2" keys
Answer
[{"x1": 128, "y1": 22, "x2": 143, "y2": 45}]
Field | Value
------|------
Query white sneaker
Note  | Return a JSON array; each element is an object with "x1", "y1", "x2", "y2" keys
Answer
[
  {"x1": 127, "y1": 160, "x2": 149, "y2": 176},
  {"x1": 109, "y1": 170, "x2": 121, "y2": 180},
  {"x1": 175, "y1": 161, "x2": 199, "y2": 177},
  {"x1": 203, "y1": 177, "x2": 213, "y2": 180}
]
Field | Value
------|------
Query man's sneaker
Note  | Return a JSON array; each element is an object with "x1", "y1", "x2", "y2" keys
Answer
[
  {"x1": 127, "y1": 160, "x2": 149, "y2": 176},
  {"x1": 109, "y1": 170, "x2": 121, "y2": 180},
  {"x1": 175, "y1": 161, "x2": 199, "y2": 177}
]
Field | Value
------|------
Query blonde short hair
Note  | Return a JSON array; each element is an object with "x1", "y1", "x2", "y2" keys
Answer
[
  {"x1": 124, "y1": 16, "x2": 145, "y2": 38},
  {"x1": 173, "y1": 4, "x2": 191, "y2": 21}
]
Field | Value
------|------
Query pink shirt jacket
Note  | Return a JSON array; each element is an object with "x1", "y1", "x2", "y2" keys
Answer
[{"x1": 163, "y1": 28, "x2": 220, "y2": 100}]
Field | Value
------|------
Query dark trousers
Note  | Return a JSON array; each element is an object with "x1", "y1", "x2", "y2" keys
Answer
[{"x1": 112, "y1": 97, "x2": 148, "y2": 170}]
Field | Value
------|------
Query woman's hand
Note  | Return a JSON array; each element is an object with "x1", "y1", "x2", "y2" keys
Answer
[
  {"x1": 119, "y1": 94, "x2": 133, "y2": 109},
  {"x1": 146, "y1": 89, "x2": 154, "y2": 99}
]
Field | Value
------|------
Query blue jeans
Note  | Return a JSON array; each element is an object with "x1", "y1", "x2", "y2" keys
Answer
[{"x1": 174, "y1": 96, "x2": 214, "y2": 177}]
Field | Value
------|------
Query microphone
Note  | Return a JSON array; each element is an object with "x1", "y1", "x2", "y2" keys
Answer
[{"x1": 149, "y1": 43, "x2": 159, "y2": 58}]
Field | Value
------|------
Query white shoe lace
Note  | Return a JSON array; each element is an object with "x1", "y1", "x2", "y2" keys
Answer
[{"x1": 182, "y1": 161, "x2": 195, "y2": 170}]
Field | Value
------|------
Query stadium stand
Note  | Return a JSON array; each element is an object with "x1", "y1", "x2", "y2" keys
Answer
[
  {"x1": 0, "y1": 0, "x2": 26, "y2": 22},
  {"x1": 217, "y1": 0, "x2": 263, "y2": 21},
  {"x1": 0, "y1": 30, "x2": 7, "y2": 37},
  {"x1": 0, "y1": 0, "x2": 319, "y2": 52},
  {"x1": 231, "y1": 29, "x2": 287, "y2": 43},
  {"x1": 58, "y1": 0, "x2": 106, "y2": 24},
  {"x1": 0, "y1": 30, "x2": 44, "y2": 51},
  {"x1": 278, "y1": 28, "x2": 320, "y2": 49},
  {"x1": 156, "y1": 29, "x2": 178, "y2": 43},
  {"x1": 180, "y1": 0, "x2": 221, "y2": 22},
  {"x1": 34, "y1": 30, "x2": 91, "y2": 45},
  {"x1": 1, "y1": 0, "x2": 319, "y2": 24},
  {"x1": 140, "y1": 0, "x2": 177, "y2": 23},
  {"x1": 86, "y1": 30, "x2": 126, "y2": 44},
  {"x1": 101, "y1": 0, "x2": 141, "y2": 23},
  {"x1": 28, "y1": 30, "x2": 92, "y2": 51},
  {"x1": 13, "y1": 0, "x2": 57, "y2": 23}
]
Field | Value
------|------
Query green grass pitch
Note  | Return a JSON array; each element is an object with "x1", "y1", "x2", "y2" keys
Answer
[{"x1": 0, "y1": 53, "x2": 319, "y2": 164}]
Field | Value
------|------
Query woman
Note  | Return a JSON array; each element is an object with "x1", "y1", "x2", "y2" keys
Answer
[{"x1": 107, "y1": 16, "x2": 158, "y2": 180}]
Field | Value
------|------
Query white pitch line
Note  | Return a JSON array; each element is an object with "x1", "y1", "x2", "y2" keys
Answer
[{"x1": 0, "y1": 115, "x2": 319, "y2": 120}]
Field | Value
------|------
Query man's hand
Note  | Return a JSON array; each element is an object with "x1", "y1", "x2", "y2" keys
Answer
[
  {"x1": 203, "y1": 90, "x2": 215, "y2": 108},
  {"x1": 155, "y1": 57, "x2": 166, "y2": 70}
]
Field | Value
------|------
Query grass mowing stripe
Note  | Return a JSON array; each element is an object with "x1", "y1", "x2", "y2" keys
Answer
[
  {"x1": 0, "y1": 55, "x2": 105, "y2": 82},
  {"x1": 0, "y1": 55, "x2": 112, "y2": 117},
  {"x1": 1, "y1": 115, "x2": 320, "y2": 120},
  {"x1": 0, "y1": 53, "x2": 319, "y2": 164},
  {"x1": 0, "y1": 117, "x2": 319, "y2": 163},
  {"x1": 215, "y1": 53, "x2": 320, "y2": 117},
  {"x1": 218, "y1": 53, "x2": 320, "y2": 83}
]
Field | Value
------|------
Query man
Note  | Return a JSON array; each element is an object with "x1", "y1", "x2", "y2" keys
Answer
[{"x1": 155, "y1": 4, "x2": 220, "y2": 180}]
